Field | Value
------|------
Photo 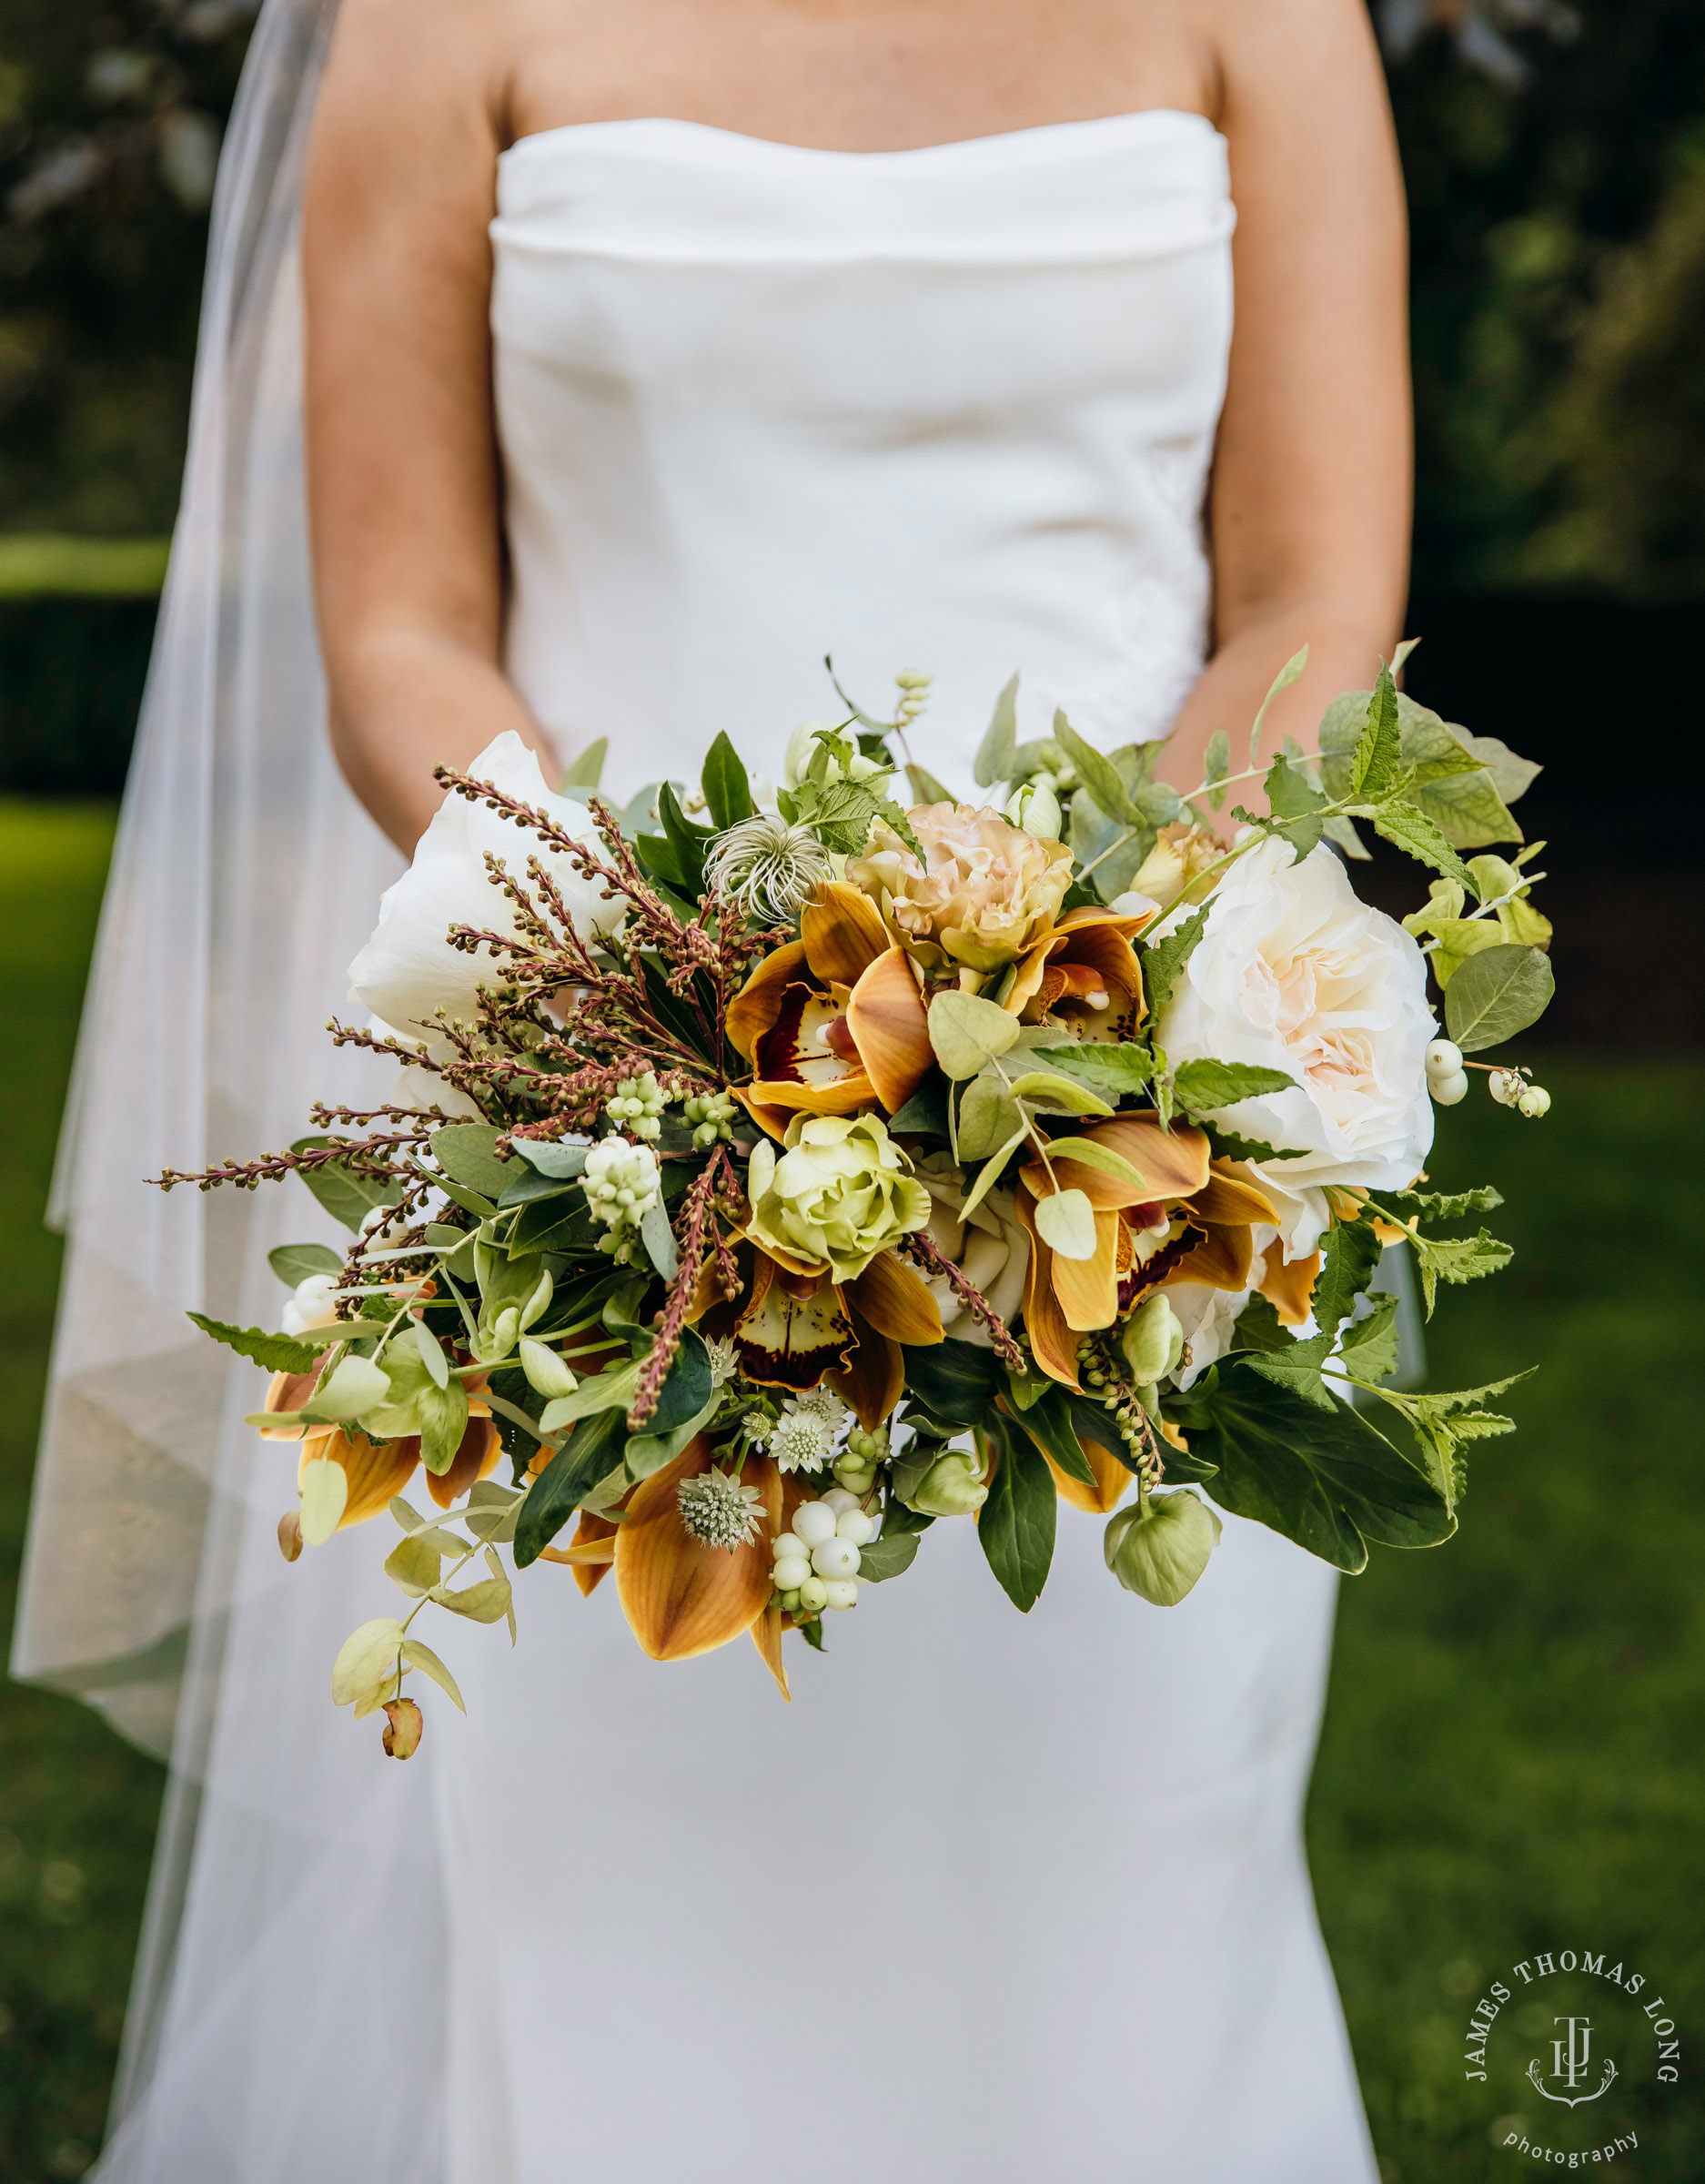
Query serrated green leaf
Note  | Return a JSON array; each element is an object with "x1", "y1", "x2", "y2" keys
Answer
[
  {"x1": 1205, "y1": 1127, "x2": 1313, "y2": 1164},
  {"x1": 1443, "y1": 944, "x2": 1556, "y2": 1053},
  {"x1": 1173, "y1": 1058, "x2": 1296, "y2": 1114},
  {"x1": 1371, "y1": 800, "x2": 1476, "y2": 891},
  {"x1": 1244, "y1": 1330, "x2": 1337, "y2": 1412},
  {"x1": 1349, "y1": 664, "x2": 1403, "y2": 801},
  {"x1": 1029, "y1": 1042, "x2": 1155, "y2": 1097},
  {"x1": 1337, "y1": 1293, "x2": 1401, "y2": 1385},
  {"x1": 187, "y1": 1311, "x2": 320, "y2": 1375},
  {"x1": 973, "y1": 674, "x2": 1019, "y2": 788},
  {"x1": 1409, "y1": 1228, "x2": 1514, "y2": 1316},
  {"x1": 1139, "y1": 899, "x2": 1213, "y2": 1016},
  {"x1": 1313, "y1": 1218, "x2": 1384, "y2": 1339}
]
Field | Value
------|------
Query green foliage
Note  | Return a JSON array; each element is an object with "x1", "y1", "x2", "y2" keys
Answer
[
  {"x1": 289, "y1": 1136, "x2": 404, "y2": 1232},
  {"x1": 976, "y1": 1414, "x2": 1056, "y2": 1613},
  {"x1": 1172, "y1": 1058, "x2": 1296, "y2": 1115},
  {"x1": 184, "y1": 1311, "x2": 318, "y2": 1376},
  {"x1": 1137, "y1": 900, "x2": 1213, "y2": 1016},
  {"x1": 1443, "y1": 942, "x2": 1557, "y2": 1051},
  {"x1": 267, "y1": 1241, "x2": 342, "y2": 1288},
  {"x1": 972, "y1": 673, "x2": 1018, "y2": 787},
  {"x1": 700, "y1": 733, "x2": 756, "y2": 830}
]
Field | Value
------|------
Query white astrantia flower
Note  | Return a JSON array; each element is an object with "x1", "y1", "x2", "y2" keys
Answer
[
  {"x1": 348, "y1": 733, "x2": 622, "y2": 1038},
  {"x1": 1157, "y1": 833, "x2": 1438, "y2": 1261},
  {"x1": 770, "y1": 1388, "x2": 849, "y2": 1474},
  {"x1": 675, "y1": 1468, "x2": 766, "y2": 1552},
  {"x1": 704, "y1": 1335, "x2": 741, "y2": 1388}
]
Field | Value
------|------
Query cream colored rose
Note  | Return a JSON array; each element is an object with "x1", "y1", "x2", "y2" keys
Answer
[
  {"x1": 911, "y1": 1156, "x2": 1032, "y2": 1349},
  {"x1": 1157, "y1": 833, "x2": 1437, "y2": 1259},
  {"x1": 848, "y1": 803, "x2": 1072, "y2": 974},
  {"x1": 747, "y1": 1113, "x2": 932, "y2": 1282},
  {"x1": 1131, "y1": 820, "x2": 1225, "y2": 908}
]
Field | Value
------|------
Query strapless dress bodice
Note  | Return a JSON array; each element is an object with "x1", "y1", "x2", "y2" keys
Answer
[{"x1": 489, "y1": 111, "x2": 1234, "y2": 795}]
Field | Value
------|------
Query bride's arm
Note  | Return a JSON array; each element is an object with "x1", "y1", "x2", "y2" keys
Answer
[
  {"x1": 303, "y1": 0, "x2": 560, "y2": 856},
  {"x1": 1160, "y1": 0, "x2": 1411, "y2": 813}
]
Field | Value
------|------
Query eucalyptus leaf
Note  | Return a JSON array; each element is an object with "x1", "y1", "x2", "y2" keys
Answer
[
  {"x1": 291, "y1": 1135, "x2": 404, "y2": 1231},
  {"x1": 301, "y1": 1353, "x2": 392, "y2": 1423},
  {"x1": 560, "y1": 737, "x2": 608, "y2": 792},
  {"x1": 1005, "y1": 1070, "x2": 1115, "y2": 1116},
  {"x1": 958, "y1": 1124, "x2": 1031, "y2": 1220},
  {"x1": 268, "y1": 1242, "x2": 343, "y2": 1289},
  {"x1": 854, "y1": 1531, "x2": 922, "y2": 1583},
  {"x1": 1443, "y1": 944, "x2": 1556, "y2": 1053},
  {"x1": 330, "y1": 1618, "x2": 404, "y2": 1709},
  {"x1": 974, "y1": 673, "x2": 1019, "y2": 787},
  {"x1": 1051, "y1": 710, "x2": 1135, "y2": 824},
  {"x1": 1044, "y1": 1137, "x2": 1148, "y2": 1193},
  {"x1": 926, "y1": 989, "x2": 1021, "y2": 1080},
  {"x1": 957, "y1": 1073, "x2": 1023, "y2": 1162},
  {"x1": 299, "y1": 1456, "x2": 349, "y2": 1547},
  {"x1": 887, "y1": 1081, "x2": 951, "y2": 1138},
  {"x1": 1204, "y1": 729, "x2": 1231, "y2": 812},
  {"x1": 429, "y1": 1123, "x2": 515, "y2": 1201},
  {"x1": 400, "y1": 1637, "x2": 466, "y2": 1713},
  {"x1": 1034, "y1": 1187, "x2": 1097, "y2": 1260}
]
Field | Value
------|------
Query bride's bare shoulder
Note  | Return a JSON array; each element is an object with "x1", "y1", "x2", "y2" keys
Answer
[{"x1": 313, "y1": 0, "x2": 525, "y2": 158}]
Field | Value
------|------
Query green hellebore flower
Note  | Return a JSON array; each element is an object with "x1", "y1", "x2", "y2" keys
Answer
[
  {"x1": 1104, "y1": 1490, "x2": 1222, "y2": 1606},
  {"x1": 1120, "y1": 1295, "x2": 1185, "y2": 1385},
  {"x1": 912, "y1": 1451, "x2": 989, "y2": 1518},
  {"x1": 746, "y1": 1112, "x2": 932, "y2": 1283}
]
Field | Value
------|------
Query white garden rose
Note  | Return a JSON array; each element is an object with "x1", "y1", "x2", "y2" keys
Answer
[
  {"x1": 1157, "y1": 833, "x2": 1437, "y2": 1259},
  {"x1": 348, "y1": 733, "x2": 621, "y2": 1036}
]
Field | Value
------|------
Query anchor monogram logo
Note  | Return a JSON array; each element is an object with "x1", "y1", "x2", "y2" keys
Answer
[{"x1": 1527, "y1": 2016, "x2": 1619, "y2": 2107}]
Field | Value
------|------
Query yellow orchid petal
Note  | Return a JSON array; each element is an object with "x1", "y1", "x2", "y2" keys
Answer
[{"x1": 616, "y1": 1445, "x2": 780, "y2": 1662}]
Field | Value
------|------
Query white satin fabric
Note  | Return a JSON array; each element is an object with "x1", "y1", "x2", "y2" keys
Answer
[
  {"x1": 42, "y1": 70, "x2": 1377, "y2": 2180},
  {"x1": 492, "y1": 113, "x2": 1234, "y2": 786},
  {"x1": 442, "y1": 115, "x2": 1377, "y2": 2183}
]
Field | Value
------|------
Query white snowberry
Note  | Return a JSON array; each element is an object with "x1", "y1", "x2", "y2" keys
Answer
[
  {"x1": 1518, "y1": 1085, "x2": 1551, "y2": 1119},
  {"x1": 1429, "y1": 1070, "x2": 1469, "y2": 1107},
  {"x1": 1425, "y1": 1039, "x2": 1463, "y2": 1078},
  {"x1": 792, "y1": 1503, "x2": 839, "y2": 1549},
  {"x1": 821, "y1": 1580, "x2": 860, "y2": 1613},
  {"x1": 835, "y1": 1509, "x2": 874, "y2": 1545},
  {"x1": 796, "y1": 1576, "x2": 829, "y2": 1612},
  {"x1": 811, "y1": 1536, "x2": 862, "y2": 1580},
  {"x1": 772, "y1": 1554, "x2": 812, "y2": 1592},
  {"x1": 821, "y1": 1487, "x2": 862, "y2": 1516}
]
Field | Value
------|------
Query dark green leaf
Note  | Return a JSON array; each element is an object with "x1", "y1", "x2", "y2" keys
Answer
[
  {"x1": 900, "y1": 1339, "x2": 1000, "y2": 1429},
  {"x1": 513, "y1": 1407, "x2": 628, "y2": 1567},
  {"x1": 290, "y1": 1136, "x2": 404, "y2": 1231},
  {"x1": 1408, "y1": 1228, "x2": 1514, "y2": 1317},
  {"x1": 974, "y1": 673, "x2": 1019, "y2": 787},
  {"x1": 1244, "y1": 1330, "x2": 1336, "y2": 1411},
  {"x1": 1256, "y1": 752, "x2": 1327, "y2": 858},
  {"x1": 1204, "y1": 1127, "x2": 1313, "y2": 1164},
  {"x1": 1338, "y1": 1294, "x2": 1401, "y2": 1385},
  {"x1": 429, "y1": 1123, "x2": 515, "y2": 1201},
  {"x1": 1313, "y1": 1217, "x2": 1384, "y2": 1338},
  {"x1": 497, "y1": 1167, "x2": 581, "y2": 1210},
  {"x1": 977, "y1": 1416, "x2": 1057, "y2": 1613},
  {"x1": 1443, "y1": 944, "x2": 1556, "y2": 1053},
  {"x1": 658, "y1": 782, "x2": 711, "y2": 898},
  {"x1": 1015, "y1": 1385, "x2": 1097, "y2": 1485},
  {"x1": 635, "y1": 831, "x2": 688, "y2": 891},
  {"x1": 1138, "y1": 900, "x2": 1213, "y2": 1016},
  {"x1": 797, "y1": 1615, "x2": 826, "y2": 1652},
  {"x1": 879, "y1": 1497, "x2": 937, "y2": 1539},
  {"x1": 701, "y1": 733, "x2": 756, "y2": 831},
  {"x1": 1173, "y1": 1058, "x2": 1296, "y2": 1114},
  {"x1": 855, "y1": 1532, "x2": 921, "y2": 1582},
  {"x1": 887, "y1": 1080, "x2": 951, "y2": 1138},
  {"x1": 268, "y1": 1242, "x2": 343, "y2": 1288},
  {"x1": 1371, "y1": 1183, "x2": 1504, "y2": 1223},
  {"x1": 187, "y1": 1311, "x2": 320, "y2": 1375},
  {"x1": 646, "y1": 1327, "x2": 714, "y2": 1437},
  {"x1": 1226, "y1": 1291, "x2": 1292, "y2": 1356},
  {"x1": 1187, "y1": 1360, "x2": 1455, "y2": 1571}
]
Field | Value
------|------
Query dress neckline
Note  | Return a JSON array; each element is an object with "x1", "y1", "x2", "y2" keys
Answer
[{"x1": 500, "y1": 108, "x2": 1222, "y2": 168}]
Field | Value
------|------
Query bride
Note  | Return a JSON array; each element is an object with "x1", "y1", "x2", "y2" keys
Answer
[{"x1": 16, "y1": 0, "x2": 1408, "y2": 2178}]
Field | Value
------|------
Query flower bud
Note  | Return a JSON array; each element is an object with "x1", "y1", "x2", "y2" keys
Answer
[
  {"x1": 1006, "y1": 778, "x2": 1063, "y2": 841},
  {"x1": 1517, "y1": 1085, "x2": 1551, "y2": 1119},
  {"x1": 520, "y1": 1269, "x2": 554, "y2": 1331},
  {"x1": 381, "y1": 1697, "x2": 423, "y2": 1760},
  {"x1": 1104, "y1": 1490, "x2": 1222, "y2": 1606},
  {"x1": 519, "y1": 1337, "x2": 578, "y2": 1400},
  {"x1": 1425, "y1": 1038, "x2": 1463, "y2": 1078},
  {"x1": 277, "y1": 1510, "x2": 304, "y2": 1563},
  {"x1": 911, "y1": 1451, "x2": 989, "y2": 1517},
  {"x1": 1120, "y1": 1295, "x2": 1184, "y2": 1385},
  {"x1": 1429, "y1": 1070, "x2": 1468, "y2": 1107}
]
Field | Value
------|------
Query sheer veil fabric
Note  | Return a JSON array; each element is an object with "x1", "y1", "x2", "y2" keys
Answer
[
  {"x1": 14, "y1": 4, "x2": 1377, "y2": 2176},
  {"x1": 11, "y1": 1, "x2": 453, "y2": 2170}
]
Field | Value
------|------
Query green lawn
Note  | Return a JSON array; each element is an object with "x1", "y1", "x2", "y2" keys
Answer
[{"x1": 0, "y1": 798, "x2": 1697, "y2": 2180}]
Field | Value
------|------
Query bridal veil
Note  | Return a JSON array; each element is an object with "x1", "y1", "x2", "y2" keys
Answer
[{"x1": 10, "y1": 2, "x2": 452, "y2": 2170}]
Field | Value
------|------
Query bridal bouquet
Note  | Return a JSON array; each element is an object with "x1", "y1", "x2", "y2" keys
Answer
[{"x1": 160, "y1": 652, "x2": 1556, "y2": 1750}]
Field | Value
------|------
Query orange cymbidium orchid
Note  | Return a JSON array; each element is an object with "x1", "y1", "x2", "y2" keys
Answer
[
  {"x1": 725, "y1": 882, "x2": 934, "y2": 1139},
  {"x1": 261, "y1": 1367, "x2": 501, "y2": 1527},
  {"x1": 557, "y1": 1448, "x2": 814, "y2": 1698},
  {"x1": 1001, "y1": 905, "x2": 1151, "y2": 1044},
  {"x1": 690, "y1": 1237, "x2": 943, "y2": 1430},
  {"x1": 1013, "y1": 1117, "x2": 1280, "y2": 1387}
]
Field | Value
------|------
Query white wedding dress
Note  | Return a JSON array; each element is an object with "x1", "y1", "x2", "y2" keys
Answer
[{"x1": 25, "y1": 77, "x2": 1377, "y2": 2184}]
